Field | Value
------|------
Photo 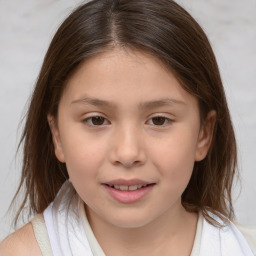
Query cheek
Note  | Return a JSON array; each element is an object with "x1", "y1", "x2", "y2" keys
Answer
[
  {"x1": 150, "y1": 128, "x2": 197, "y2": 186},
  {"x1": 63, "y1": 139, "x2": 105, "y2": 204},
  {"x1": 61, "y1": 133, "x2": 107, "y2": 182}
]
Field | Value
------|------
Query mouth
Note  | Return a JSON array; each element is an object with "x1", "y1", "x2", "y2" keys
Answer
[
  {"x1": 102, "y1": 179, "x2": 156, "y2": 203},
  {"x1": 105, "y1": 183, "x2": 154, "y2": 191}
]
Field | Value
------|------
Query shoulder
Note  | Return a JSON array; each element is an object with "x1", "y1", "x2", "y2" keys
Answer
[
  {"x1": 235, "y1": 223, "x2": 256, "y2": 255},
  {"x1": 0, "y1": 222, "x2": 42, "y2": 256},
  {"x1": 202, "y1": 211, "x2": 256, "y2": 255}
]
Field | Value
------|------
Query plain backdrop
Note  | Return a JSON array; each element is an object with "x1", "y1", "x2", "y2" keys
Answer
[{"x1": 0, "y1": 0, "x2": 256, "y2": 240}]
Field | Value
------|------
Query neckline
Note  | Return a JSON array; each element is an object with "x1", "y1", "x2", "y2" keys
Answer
[
  {"x1": 79, "y1": 200, "x2": 106, "y2": 255},
  {"x1": 190, "y1": 211, "x2": 203, "y2": 256},
  {"x1": 79, "y1": 199, "x2": 203, "y2": 256}
]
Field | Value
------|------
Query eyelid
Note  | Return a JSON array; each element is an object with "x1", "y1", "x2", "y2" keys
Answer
[
  {"x1": 82, "y1": 113, "x2": 110, "y2": 127},
  {"x1": 146, "y1": 114, "x2": 174, "y2": 127},
  {"x1": 82, "y1": 113, "x2": 174, "y2": 128}
]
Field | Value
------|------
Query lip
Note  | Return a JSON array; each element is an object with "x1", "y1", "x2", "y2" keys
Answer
[
  {"x1": 103, "y1": 178, "x2": 151, "y2": 186},
  {"x1": 102, "y1": 179, "x2": 156, "y2": 204}
]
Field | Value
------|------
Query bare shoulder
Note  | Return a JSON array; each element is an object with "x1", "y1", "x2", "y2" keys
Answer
[{"x1": 0, "y1": 222, "x2": 42, "y2": 256}]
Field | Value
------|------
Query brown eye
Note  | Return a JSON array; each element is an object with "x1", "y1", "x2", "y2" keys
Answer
[
  {"x1": 91, "y1": 116, "x2": 105, "y2": 125},
  {"x1": 83, "y1": 116, "x2": 109, "y2": 127},
  {"x1": 152, "y1": 117, "x2": 168, "y2": 126},
  {"x1": 147, "y1": 116, "x2": 172, "y2": 127}
]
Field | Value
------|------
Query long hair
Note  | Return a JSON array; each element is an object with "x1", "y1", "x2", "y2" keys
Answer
[{"x1": 14, "y1": 0, "x2": 237, "y2": 226}]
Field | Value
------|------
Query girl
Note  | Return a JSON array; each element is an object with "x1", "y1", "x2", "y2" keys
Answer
[{"x1": 1, "y1": 0, "x2": 255, "y2": 255}]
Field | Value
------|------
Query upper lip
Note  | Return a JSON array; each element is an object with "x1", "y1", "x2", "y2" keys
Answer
[{"x1": 103, "y1": 179, "x2": 154, "y2": 186}]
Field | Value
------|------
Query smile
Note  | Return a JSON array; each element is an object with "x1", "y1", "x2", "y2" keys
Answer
[
  {"x1": 102, "y1": 179, "x2": 156, "y2": 203},
  {"x1": 110, "y1": 184, "x2": 148, "y2": 191}
]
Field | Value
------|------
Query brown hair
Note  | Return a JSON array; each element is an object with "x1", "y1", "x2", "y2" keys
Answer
[{"x1": 14, "y1": 0, "x2": 237, "y2": 226}]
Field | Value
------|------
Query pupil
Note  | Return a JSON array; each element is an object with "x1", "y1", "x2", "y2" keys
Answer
[
  {"x1": 92, "y1": 116, "x2": 104, "y2": 125},
  {"x1": 153, "y1": 117, "x2": 165, "y2": 125}
]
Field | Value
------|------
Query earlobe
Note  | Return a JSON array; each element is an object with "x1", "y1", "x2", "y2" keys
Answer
[
  {"x1": 195, "y1": 110, "x2": 216, "y2": 161},
  {"x1": 47, "y1": 115, "x2": 66, "y2": 163}
]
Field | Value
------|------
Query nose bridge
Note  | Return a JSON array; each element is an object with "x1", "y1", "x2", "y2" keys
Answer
[
  {"x1": 120, "y1": 123, "x2": 140, "y2": 150},
  {"x1": 110, "y1": 121, "x2": 146, "y2": 167}
]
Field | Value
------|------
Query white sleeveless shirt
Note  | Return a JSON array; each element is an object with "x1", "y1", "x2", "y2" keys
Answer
[{"x1": 31, "y1": 181, "x2": 256, "y2": 256}]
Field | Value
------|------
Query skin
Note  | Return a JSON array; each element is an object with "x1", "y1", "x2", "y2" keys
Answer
[
  {"x1": 0, "y1": 48, "x2": 216, "y2": 256},
  {"x1": 0, "y1": 223, "x2": 41, "y2": 256}
]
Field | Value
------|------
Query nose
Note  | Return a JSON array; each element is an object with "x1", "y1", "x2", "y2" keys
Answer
[{"x1": 108, "y1": 124, "x2": 147, "y2": 168}]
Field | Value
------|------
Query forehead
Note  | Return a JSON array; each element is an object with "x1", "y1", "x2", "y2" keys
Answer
[
  {"x1": 68, "y1": 48, "x2": 170, "y2": 85},
  {"x1": 61, "y1": 48, "x2": 198, "y2": 109}
]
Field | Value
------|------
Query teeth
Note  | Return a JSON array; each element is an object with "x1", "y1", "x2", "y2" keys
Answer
[
  {"x1": 128, "y1": 185, "x2": 138, "y2": 191},
  {"x1": 112, "y1": 184, "x2": 146, "y2": 191},
  {"x1": 119, "y1": 185, "x2": 128, "y2": 191}
]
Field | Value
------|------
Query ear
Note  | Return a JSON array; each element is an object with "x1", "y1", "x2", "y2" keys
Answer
[
  {"x1": 47, "y1": 115, "x2": 66, "y2": 163},
  {"x1": 194, "y1": 110, "x2": 216, "y2": 161}
]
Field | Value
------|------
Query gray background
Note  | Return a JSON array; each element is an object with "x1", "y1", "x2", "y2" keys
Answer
[{"x1": 0, "y1": 0, "x2": 256, "y2": 240}]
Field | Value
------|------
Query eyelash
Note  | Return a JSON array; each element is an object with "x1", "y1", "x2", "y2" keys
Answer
[{"x1": 82, "y1": 115, "x2": 173, "y2": 128}]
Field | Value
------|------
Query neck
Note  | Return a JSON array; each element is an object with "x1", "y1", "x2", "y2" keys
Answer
[{"x1": 85, "y1": 204, "x2": 198, "y2": 256}]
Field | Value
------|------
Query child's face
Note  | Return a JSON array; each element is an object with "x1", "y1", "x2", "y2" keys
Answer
[{"x1": 49, "y1": 48, "x2": 214, "y2": 228}]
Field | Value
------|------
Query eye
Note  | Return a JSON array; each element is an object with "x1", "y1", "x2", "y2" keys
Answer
[
  {"x1": 83, "y1": 115, "x2": 110, "y2": 127},
  {"x1": 147, "y1": 116, "x2": 172, "y2": 127}
]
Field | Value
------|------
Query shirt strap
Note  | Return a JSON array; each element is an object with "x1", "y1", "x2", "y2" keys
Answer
[{"x1": 31, "y1": 213, "x2": 53, "y2": 256}]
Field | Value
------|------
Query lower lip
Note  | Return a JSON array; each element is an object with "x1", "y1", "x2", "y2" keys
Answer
[{"x1": 103, "y1": 184, "x2": 155, "y2": 204}]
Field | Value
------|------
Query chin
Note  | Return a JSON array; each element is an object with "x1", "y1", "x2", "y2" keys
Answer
[{"x1": 106, "y1": 213, "x2": 155, "y2": 229}]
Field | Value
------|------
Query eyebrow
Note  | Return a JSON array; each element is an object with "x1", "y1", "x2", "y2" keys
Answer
[{"x1": 71, "y1": 96, "x2": 186, "y2": 109}]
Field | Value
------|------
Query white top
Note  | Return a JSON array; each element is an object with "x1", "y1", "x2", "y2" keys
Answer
[{"x1": 31, "y1": 181, "x2": 256, "y2": 256}]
